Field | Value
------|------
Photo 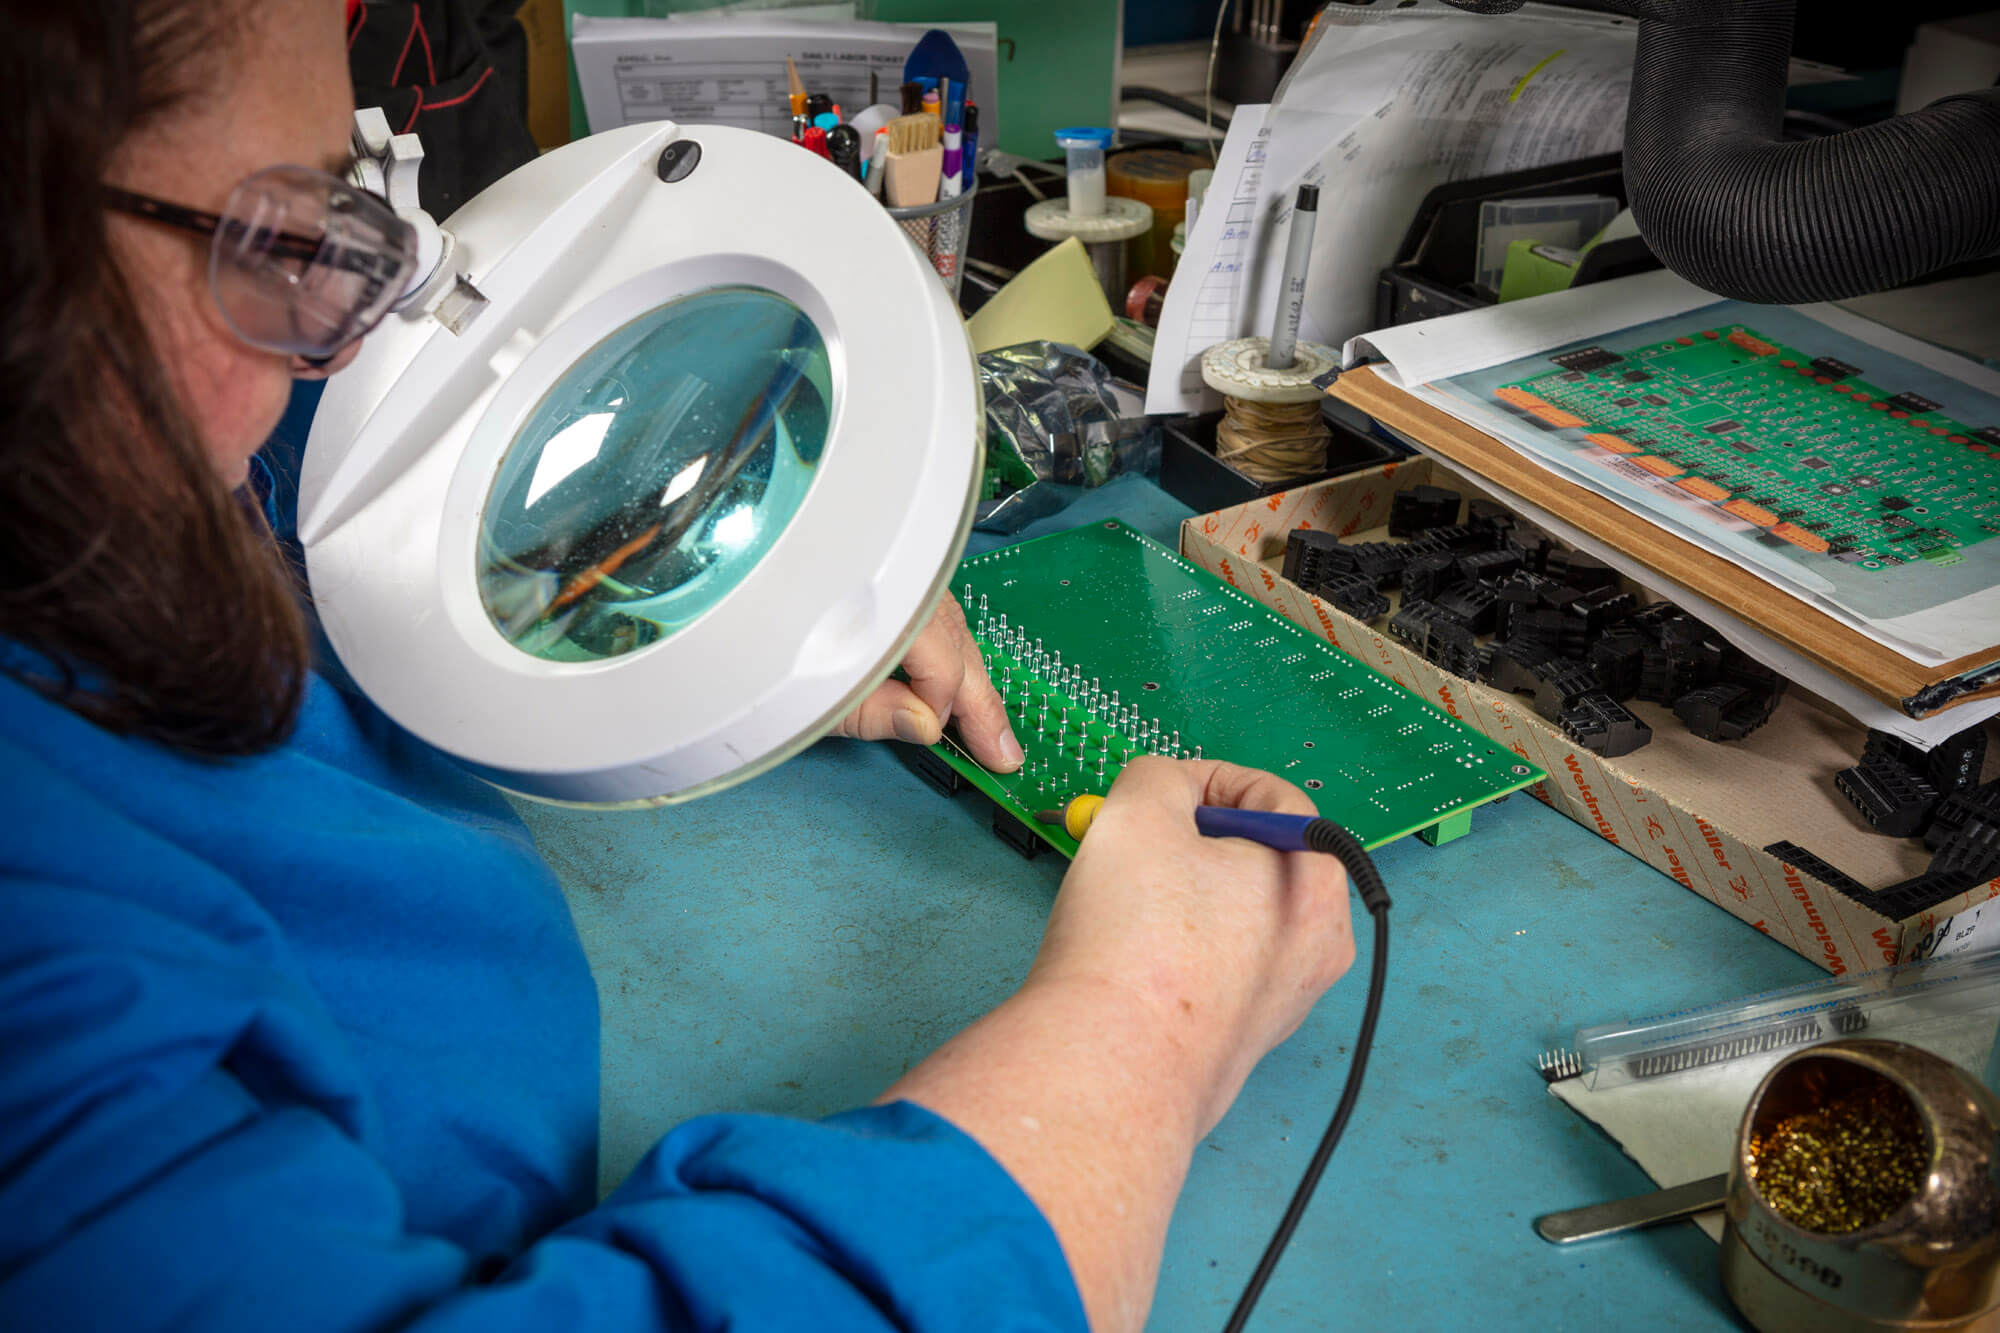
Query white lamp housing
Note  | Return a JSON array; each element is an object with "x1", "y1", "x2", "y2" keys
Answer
[{"x1": 302, "y1": 122, "x2": 983, "y2": 806}]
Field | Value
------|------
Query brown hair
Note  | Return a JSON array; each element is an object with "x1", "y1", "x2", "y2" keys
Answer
[{"x1": 0, "y1": 0, "x2": 310, "y2": 754}]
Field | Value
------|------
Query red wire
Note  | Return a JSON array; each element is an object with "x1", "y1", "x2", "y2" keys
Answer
[
  {"x1": 346, "y1": 1, "x2": 367, "y2": 50},
  {"x1": 391, "y1": 8, "x2": 419, "y2": 83},
  {"x1": 399, "y1": 86, "x2": 424, "y2": 133},
  {"x1": 414, "y1": 9, "x2": 438, "y2": 84},
  {"x1": 418, "y1": 66, "x2": 493, "y2": 115}
]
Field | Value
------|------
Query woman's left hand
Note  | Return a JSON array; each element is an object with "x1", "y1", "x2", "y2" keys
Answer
[{"x1": 832, "y1": 593, "x2": 1024, "y2": 772}]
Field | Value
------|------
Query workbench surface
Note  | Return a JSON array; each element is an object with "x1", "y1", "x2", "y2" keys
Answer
[{"x1": 515, "y1": 477, "x2": 1812, "y2": 1330}]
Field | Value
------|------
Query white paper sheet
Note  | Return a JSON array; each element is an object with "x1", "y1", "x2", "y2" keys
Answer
[
  {"x1": 1143, "y1": 110, "x2": 1271, "y2": 415},
  {"x1": 1143, "y1": 0, "x2": 1639, "y2": 415},
  {"x1": 572, "y1": 14, "x2": 999, "y2": 146}
]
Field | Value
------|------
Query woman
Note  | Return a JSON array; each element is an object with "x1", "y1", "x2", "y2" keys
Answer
[{"x1": 0, "y1": 2, "x2": 1356, "y2": 1329}]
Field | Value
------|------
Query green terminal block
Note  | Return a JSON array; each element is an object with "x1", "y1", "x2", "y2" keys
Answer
[
  {"x1": 1417, "y1": 810, "x2": 1474, "y2": 847},
  {"x1": 931, "y1": 521, "x2": 1545, "y2": 857}
]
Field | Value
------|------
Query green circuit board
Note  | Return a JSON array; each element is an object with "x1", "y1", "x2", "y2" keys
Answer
[
  {"x1": 933, "y1": 521, "x2": 1544, "y2": 856},
  {"x1": 1496, "y1": 324, "x2": 2000, "y2": 570}
]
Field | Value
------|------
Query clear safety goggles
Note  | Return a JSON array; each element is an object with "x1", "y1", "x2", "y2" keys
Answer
[{"x1": 105, "y1": 165, "x2": 420, "y2": 359}]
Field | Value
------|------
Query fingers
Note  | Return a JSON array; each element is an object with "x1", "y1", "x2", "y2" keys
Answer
[
  {"x1": 902, "y1": 595, "x2": 1022, "y2": 772},
  {"x1": 1198, "y1": 761, "x2": 1320, "y2": 818},
  {"x1": 831, "y1": 595, "x2": 1023, "y2": 770},
  {"x1": 832, "y1": 678, "x2": 943, "y2": 745},
  {"x1": 1105, "y1": 756, "x2": 1316, "y2": 819}
]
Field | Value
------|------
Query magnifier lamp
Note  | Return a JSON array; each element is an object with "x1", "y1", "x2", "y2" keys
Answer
[{"x1": 303, "y1": 116, "x2": 983, "y2": 806}]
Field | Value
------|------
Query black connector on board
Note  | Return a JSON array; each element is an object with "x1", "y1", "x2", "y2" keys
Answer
[
  {"x1": 1809, "y1": 356, "x2": 1861, "y2": 381},
  {"x1": 1388, "y1": 485, "x2": 1463, "y2": 538},
  {"x1": 1552, "y1": 346, "x2": 1624, "y2": 373}
]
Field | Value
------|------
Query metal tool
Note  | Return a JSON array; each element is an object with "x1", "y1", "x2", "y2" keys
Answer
[{"x1": 1535, "y1": 1174, "x2": 1727, "y2": 1244}]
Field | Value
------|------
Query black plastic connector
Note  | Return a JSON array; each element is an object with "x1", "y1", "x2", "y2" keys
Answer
[
  {"x1": 1923, "y1": 725, "x2": 1987, "y2": 796},
  {"x1": 1421, "y1": 619, "x2": 1483, "y2": 679},
  {"x1": 905, "y1": 745, "x2": 967, "y2": 797},
  {"x1": 1542, "y1": 548, "x2": 1619, "y2": 592},
  {"x1": 1558, "y1": 692, "x2": 1653, "y2": 758},
  {"x1": 1319, "y1": 572, "x2": 1390, "y2": 622},
  {"x1": 1401, "y1": 524, "x2": 1490, "y2": 558},
  {"x1": 1672, "y1": 682, "x2": 1780, "y2": 743},
  {"x1": 1346, "y1": 541, "x2": 1411, "y2": 589},
  {"x1": 1764, "y1": 840, "x2": 1874, "y2": 899},
  {"x1": 1455, "y1": 548, "x2": 1523, "y2": 586},
  {"x1": 1927, "y1": 780, "x2": 2000, "y2": 850},
  {"x1": 1835, "y1": 752, "x2": 1942, "y2": 839},
  {"x1": 1282, "y1": 529, "x2": 1352, "y2": 590},
  {"x1": 1588, "y1": 628, "x2": 1647, "y2": 701},
  {"x1": 1637, "y1": 645, "x2": 1703, "y2": 705},
  {"x1": 1434, "y1": 583, "x2": 1499, "y2": 636},
  {"x1": 1930, "y1": 821, "x2": 2000, "y2": 886},
  {"x1": 1401, "y1": 552, "x2": 1458, "y2": 605},
  {"x1": 1388, "y1": 485, "x2": 1463, "y2": 538}
]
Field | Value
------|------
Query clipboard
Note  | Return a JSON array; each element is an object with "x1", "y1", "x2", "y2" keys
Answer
[{"x1": 1328, "y1": 365, "x2": 2000, "y2": 719}]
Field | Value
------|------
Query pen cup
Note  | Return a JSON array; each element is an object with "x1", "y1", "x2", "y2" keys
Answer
[{"x1": 887, "y1": 182, "x2": 977, "y2": 304}]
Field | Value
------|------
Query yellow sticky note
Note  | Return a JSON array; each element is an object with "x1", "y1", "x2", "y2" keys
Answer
[{"x1": 966, "y1": 238, "x2": 1115, "y2": 356}]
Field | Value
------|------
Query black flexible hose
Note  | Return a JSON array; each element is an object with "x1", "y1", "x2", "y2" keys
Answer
[{"x1": 1442, "y1": 0, "x2": 2000, "y2": 302}]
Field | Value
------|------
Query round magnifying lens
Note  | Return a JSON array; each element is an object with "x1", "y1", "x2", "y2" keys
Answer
[{"x1": 477, "y1": 286, "x2": 832, "y2": 661}]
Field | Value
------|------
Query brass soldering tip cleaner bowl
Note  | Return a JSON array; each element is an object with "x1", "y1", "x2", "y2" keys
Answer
[{"x1": 1722, "y1": 1039, "x2": 2000, "y2": 1333}]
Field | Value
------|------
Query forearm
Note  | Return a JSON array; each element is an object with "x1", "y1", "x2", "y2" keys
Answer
[{"x1": 883, "y1": 974, "x2": 1222, "y2": 1333}]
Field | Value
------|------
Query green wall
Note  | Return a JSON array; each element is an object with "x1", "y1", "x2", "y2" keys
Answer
[{"x1": 562, "y1": 0, "x2": 1118, "y2": 159}]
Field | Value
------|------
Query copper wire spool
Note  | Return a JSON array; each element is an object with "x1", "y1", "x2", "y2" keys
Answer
[{"x1": 1215, "y1": 395, "x2": 1332, "y2": 485}]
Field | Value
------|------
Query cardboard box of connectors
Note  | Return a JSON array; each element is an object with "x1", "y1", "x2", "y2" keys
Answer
[{"x1": 1178, "y1": 457, "x2": 2000, "y2": 976}]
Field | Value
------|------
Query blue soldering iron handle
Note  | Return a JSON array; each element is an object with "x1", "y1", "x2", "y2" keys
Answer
[{"x1": 1193, "y1": 806, "x2": 1318, "y2": 852}]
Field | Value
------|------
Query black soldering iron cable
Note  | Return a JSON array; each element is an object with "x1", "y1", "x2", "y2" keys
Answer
[{"x1": 1223, "y1": 819, "x2": 1391, "y2": 1333}]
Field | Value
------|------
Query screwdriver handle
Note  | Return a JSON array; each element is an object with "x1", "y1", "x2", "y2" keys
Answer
[{"x1": 1194, "y1": 806, "x2": 1318, "y2": 852}]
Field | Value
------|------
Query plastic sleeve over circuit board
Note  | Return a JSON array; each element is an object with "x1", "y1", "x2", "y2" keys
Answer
[
  {"x1": 927, "y1": 521, "x2": 1545, "y2": 857},
  {"x1": 1496, "y1": 326, "x2": 2000, "y2": 570}
]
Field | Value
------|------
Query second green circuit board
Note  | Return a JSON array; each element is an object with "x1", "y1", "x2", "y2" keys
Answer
[
  {"x1": 931, "y1": 521, "x2": 1545, "y2": 857},
  {"x1": 1497, "y1": 324, "x2": 2000, "y2": 570}
]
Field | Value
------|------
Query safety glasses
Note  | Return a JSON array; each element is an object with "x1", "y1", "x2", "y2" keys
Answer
[{"x1": 106, "y1": 165, "x2": 420, "y2": 359}]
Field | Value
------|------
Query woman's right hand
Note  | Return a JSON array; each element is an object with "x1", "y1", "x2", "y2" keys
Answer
[
  {"x1": 1029, "y1": 756, "x2": 1357, "y2": 1136},
  {"x1": 886, "y1": 756, "x2": 1356, "y2": 1333}
]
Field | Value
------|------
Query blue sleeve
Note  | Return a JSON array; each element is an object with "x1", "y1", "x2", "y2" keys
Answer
[{"x1": 0, "y1": 868, "x2": 1085, "y2": 1332}]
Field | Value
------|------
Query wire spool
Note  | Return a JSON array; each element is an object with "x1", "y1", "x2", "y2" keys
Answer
[{"x1": 1200, "y1": 335, "x2": 1339, "y2": 485}]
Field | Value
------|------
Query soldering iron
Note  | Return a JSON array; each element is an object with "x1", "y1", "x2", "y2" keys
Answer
[{"x1": 1037, "y1": 794, "x2": 1393, "y2": 1332}]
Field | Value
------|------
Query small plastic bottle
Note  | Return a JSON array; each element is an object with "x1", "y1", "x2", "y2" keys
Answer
[{"x1": 1054, "y1": 126, "x2": 1112, "y2": 219}]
